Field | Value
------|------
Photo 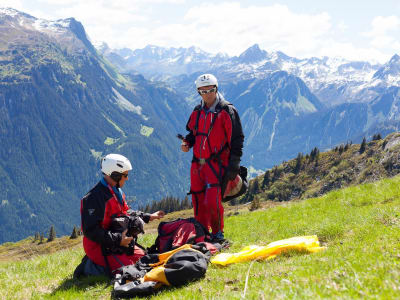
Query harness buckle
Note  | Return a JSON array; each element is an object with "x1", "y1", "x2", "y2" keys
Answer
[{"x1": 199, "y1": 158, "x2": 206, "y2": 165}]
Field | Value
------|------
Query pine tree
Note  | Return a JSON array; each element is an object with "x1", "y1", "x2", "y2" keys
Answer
[
  {"x1": 33, "y1": 232, "x2": 39, "y2": 242},
  {"x1": 359, "y1": 137, "x2": 366, "y2": 154},
  {"x1": 310, "y1": 147, "x2": 320, "y2": 161},
  {"x1": 262, "y1": 170, "x2": 270, "y2": 189},
  {"x1": 252, "y1": 178, "x2": 260, "y2": 194},
  {"x1": 294, "y1": 153, "x2": 303, "y2": 174},
  {"x1": 372, "y1": 133, "x2": 382, "y2": 141},
  {"x1": 183, "y1": 196, "x2": 191, "y2": 209},
  {"x1": 39, "y1": 233, "x2": 44, "y2": 244},
  {"x1": 70, "y1": 226, "x2": 79, "y2": 239},
  {"x1": 338, "y1": 144, "x2": 344, "y2": 154},
  {"x1": 47, "y1": 225, "x2": 56, "y2": 242}
]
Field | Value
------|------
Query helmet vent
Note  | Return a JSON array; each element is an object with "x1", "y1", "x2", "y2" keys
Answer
[{"x1": 117, "y1": 163, "x2": 123, "y2": 168}]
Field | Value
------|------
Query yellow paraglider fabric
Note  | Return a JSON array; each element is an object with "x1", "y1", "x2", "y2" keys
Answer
[{"x1": 211, "y1": 235, "x2": 326, "y2": 266}]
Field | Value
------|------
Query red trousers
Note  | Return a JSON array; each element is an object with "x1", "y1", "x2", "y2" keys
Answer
[
  {"x1": 190, "y1": 159, "x2": 226, "y2": 234},
  {"x1": 83, "y1": 236, "x2": 145, "y2": 272}
]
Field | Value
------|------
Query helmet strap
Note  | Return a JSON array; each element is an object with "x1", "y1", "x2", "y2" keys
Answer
[{"x1": 110, "y1": 172, "x2": 123, "y2": 187}]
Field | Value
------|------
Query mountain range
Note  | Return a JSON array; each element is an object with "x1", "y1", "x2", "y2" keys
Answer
[
  {"x1": 1, "y1": 7, "x2": 400, "y2": 243},
  {"x1": 99, "y1": 43, "x2": 400, "y2": 106},
  {"x1": 99, "y1": 43, "x2": 400, "y2": 173}
]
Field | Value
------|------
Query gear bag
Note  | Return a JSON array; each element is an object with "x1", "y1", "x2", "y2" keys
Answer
[
  {"x1": 112, "y1": 244, "x2": 210, "y2": 298},
  {"x1": 147, "y1": 218, "x2": 214, "y2": 254}
]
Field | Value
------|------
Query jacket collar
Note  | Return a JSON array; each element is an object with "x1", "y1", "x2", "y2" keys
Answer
[{"x1": 201, "y1": 92, "x2": 222, "y2": 112}]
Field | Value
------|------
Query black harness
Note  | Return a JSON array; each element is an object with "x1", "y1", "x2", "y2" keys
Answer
[{"x1": 188, "y1": 100, "x2": 233, "y2": 225}]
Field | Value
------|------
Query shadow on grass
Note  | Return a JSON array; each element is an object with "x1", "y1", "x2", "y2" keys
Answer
[{"x1": 50, "y1": 275, "x2": 110, "y2": 296}]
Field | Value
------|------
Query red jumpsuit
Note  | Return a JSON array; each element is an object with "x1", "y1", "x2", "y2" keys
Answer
[
  {"x1": 81, "y1": 179, "x2": 148, "y2": 272},
  {"x1": 185, "y1": 96, "x2": 244, "y2": 235}
]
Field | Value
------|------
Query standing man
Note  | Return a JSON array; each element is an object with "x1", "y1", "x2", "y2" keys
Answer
[
  {"x1": 80, "y1": 153, "x2": 164, "y2": 274},
  {"x1": 181, "y1": 74, "x2": 244, "y2": 241}
]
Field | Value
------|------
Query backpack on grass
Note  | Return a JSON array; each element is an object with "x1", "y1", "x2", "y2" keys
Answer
[
  {"x1": 112, "y1": 244, "x2": 210, "y2": 298},
  {"x1": 147, "y1": 218, "x2": 213, "y2": 254}
]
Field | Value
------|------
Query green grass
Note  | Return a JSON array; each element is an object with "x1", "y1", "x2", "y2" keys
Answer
[
  {"x1": 1, "y1": 176, "x2": 400, "y2": 299},
  {"x1": 140, "y1": 125, "x2": 154, "y2": 137}
]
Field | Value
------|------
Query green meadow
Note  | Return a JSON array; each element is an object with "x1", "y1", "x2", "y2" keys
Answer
[{"x1": 1, "y1": 175, "x2": 400, "y2": 299}]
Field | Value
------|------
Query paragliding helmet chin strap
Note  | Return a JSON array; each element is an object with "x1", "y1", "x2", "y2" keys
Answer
[
  {"x1": 102, "y1": 172, "x2": 122, "y2": 188},
  {"x1": 110, "y1": 172, "x2": 123, "y2": 188}
]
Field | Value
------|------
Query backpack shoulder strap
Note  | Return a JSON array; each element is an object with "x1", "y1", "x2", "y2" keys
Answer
[
  {"x1": 217, "y1": 99, "x2": 234, "y2": 115},
  {"x1": 192, "y1": 104, "x2": 202, "y2": 133}
]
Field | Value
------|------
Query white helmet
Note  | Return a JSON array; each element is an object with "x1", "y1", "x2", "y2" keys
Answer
[
  {"x1": 195, "y1": 74, "x2": 218, "y2": 89},
  {"x1": 101, "y1": 153, "x2": 132, "y2": 176}
]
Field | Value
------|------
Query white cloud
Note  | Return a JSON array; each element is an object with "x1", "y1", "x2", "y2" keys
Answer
[
  {"x1": 7, "y1": 1, "x2": 398, "y2": 63},
  {"x1": 35, "y1": 0, "x2": 184, "y2": 5},
  {"x1": 110, "y1": 2, "x2": 335, "y2": 58},
  {"x1": 363, "y1": 16, "x2": 400, "y2": 51},
  {"x1": 85, "y1": 2, "x2": 396, "y2": 63},
  {"x1": 365, "y1": 15, "x2": 400, "y2": 36}
]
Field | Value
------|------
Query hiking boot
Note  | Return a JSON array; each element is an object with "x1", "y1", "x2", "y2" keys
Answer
[
  {"x1": 211, "y1": 231, "x2": 231, "y2": 246},
  {"x1": 212, "y1": 231, "x2": 224, "y2": 241}
]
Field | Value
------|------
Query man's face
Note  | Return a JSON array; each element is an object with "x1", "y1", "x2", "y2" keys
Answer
[
  {"x1": 118, "y1": 171, "x2": 129, "y2": 188},
  {"x1": 198, "y1": 85, "x2": 217, "y2": 107}
]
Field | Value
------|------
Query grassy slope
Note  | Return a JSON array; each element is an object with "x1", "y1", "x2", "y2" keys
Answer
[{"x1": 1, "y1": 176, "x2": 400, "y2": 299}]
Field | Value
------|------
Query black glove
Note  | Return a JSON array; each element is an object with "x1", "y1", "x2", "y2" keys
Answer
[{"x1": 225, "y1": 155, "x2": 241, "y2": 181}]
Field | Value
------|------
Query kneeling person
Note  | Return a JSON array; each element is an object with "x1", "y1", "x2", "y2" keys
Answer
[{"x1": 80, "y1": 153, "x2": 164, "y2": 274}]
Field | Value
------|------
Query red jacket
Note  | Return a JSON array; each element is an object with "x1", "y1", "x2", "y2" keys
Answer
[
  {"x1": 185, "y1": 96, "x2": 244, "y2": 162},
  {"x1": 80, "y1": 179, "x2": 150, "y2": 254}
]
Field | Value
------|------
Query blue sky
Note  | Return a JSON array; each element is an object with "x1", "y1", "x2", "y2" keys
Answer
[{"x1": 2, "y1": 0, "x2": 400, "y2": 63}]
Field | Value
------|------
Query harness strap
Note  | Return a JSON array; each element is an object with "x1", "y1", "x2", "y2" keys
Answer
[
  {"x1": 111, "y1": 254, "x2": 125, "y2": 268},
  {"x1": 193, "y1": 108, "x2": 201, "y2": 135},
  {"x1": 187, "y1": 189, "x2": 205, "y2": 195},
  {"x1": 192, "y1": 143, "x2": 229, "y2": 164}
]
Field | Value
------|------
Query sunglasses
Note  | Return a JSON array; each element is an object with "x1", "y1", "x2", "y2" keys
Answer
[
  {"x1": 198, "y1": 87, "x2": 217, "y2": 95},
  {"x1": 121, "y1": 173, "x2": 129, "y2": 178}
]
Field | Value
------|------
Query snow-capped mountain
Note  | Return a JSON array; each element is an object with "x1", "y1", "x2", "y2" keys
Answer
[
  {"x1": 373, "y1": 54, "x2": 400, "y2": 84},
  {"x1": 97, "y1": 44, "x2": 230, "y2": 79},
  {"x1": 0, "y1": 7, "x2": 96, "y2": 54},
  {"x1": 99, "y1": 43, "x2": 400, "y2": 107},
  {"x1": 99, "y1": 42, "x2": 400, "y2": 173}
]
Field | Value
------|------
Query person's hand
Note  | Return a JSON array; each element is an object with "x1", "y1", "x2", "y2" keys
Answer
[
  {"x1": 150, "y1": 210, "x2": 165, "y2": 221},
  {"x1": 225, "y1": 156, "x2": 241, "y2": 181},
  {"x1": 120, "y1": 230, "x2": 133, "y2": 247},
  {"x1": 181, "y1": 141, "x2": 189, "y2": 152}
]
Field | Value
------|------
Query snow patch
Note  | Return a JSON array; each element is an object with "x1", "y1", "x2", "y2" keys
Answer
[
  {"x1": 33, "y1": 18, "x2": 70, "y2": 34},
  {"x1": 112, "y1": 87, "x2": 148, "y2": 120},
  {"x1": 0, "y1": 7, "x2": 20, "y2": 17},
  {"x1": 335, "y1": 110, "x2": 346, "y2": 126},
  {"x1": 268, "y1": 113, "x2": 279, "y2": 151},
  {"x1": 164, "y1": 99, "x2": 172, "y2": 111}
]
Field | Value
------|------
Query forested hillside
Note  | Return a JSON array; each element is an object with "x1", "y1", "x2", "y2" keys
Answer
[
  {"x1": 0, "y1": 9, "x2": 191, "y2": 243},
  {"x1": 242, "y1": 132, "x2": 400, "y2": 206}
]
